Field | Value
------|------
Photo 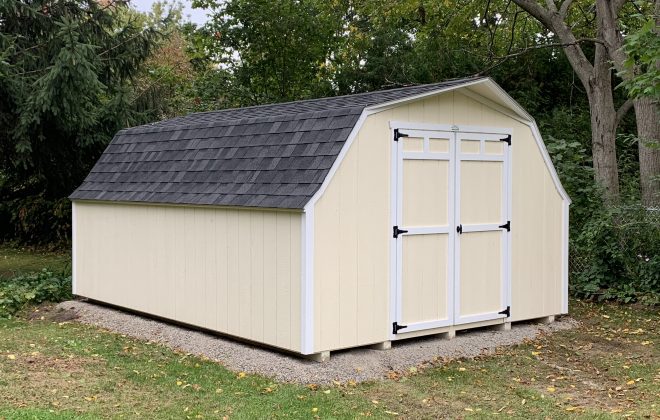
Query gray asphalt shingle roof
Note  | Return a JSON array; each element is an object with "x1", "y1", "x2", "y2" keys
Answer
[{"x1": 70, "y1": 77, "x2": 482, "y2": 209}]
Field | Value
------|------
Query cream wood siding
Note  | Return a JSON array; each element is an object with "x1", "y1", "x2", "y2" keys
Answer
[
  {"x1": 313, "y1": 91, "x2": 565, "y2": 352},
  {"x1": 74, "y1": 201, "x2": 302, "y2": 353}
]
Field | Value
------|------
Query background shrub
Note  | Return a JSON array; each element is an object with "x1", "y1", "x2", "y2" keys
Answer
[
  {"x1": 0, "y1": 270, "x2": 72, "y2": 318},
  {"x1": 543, "y1": 108, "x2": 659, "y2": 304}
]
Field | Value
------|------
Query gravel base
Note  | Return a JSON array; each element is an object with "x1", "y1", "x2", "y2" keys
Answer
[{"x1": 56, "y1": 300, "x2": 577, "y2": 384}]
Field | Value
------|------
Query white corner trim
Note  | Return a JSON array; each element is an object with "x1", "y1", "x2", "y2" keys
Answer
[
  {"x1": 71, "y1": 201, "x2": 77, "y2": 295},
  {"x1": 301, "y1": 109, "x2": 370, "y2": 355},
  {"x1": 300, "y1": 206, "x2": 315, "y2": 354},
  {"x1": 562, "y1": 201, "x2": 570, "y2": 314}
]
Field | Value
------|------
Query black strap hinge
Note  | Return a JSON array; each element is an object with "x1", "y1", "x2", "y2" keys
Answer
[
  {"x1": 456, "y1": 224, "x2": 463, "y2": 234},
  {"x1": 394, "y1": 129, "x2": 409, "y2": 142},
  {"x1": 498, "y1": 306, "x2": 511, "y2": 317},
  {"x1": 393, "y1": 225, "x2": 408, "y2": 238},
  {"x1": 500, "y1": 134, "x2": 511, "y2": 145},
  {"x1": 499, "y1": 221, "x2": 511, "y2": 231},
  {"x1": 392, "y1": 322, "x2": 408, "y2": 334}
]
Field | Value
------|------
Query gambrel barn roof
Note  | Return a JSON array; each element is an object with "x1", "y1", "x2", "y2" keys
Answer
[{"x1": 70, "y1": 77, "x2": 485, "y2": 209}]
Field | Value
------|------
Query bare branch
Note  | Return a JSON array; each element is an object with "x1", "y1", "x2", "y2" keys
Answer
[
  {"x1": 559, "y1": 0, "x2": 574, "y2": 18},
  {"x1": 511, "y1": 0, "x2": 553, "y2": 27},
  {"x1": 513, "y1": 0, "x2": 594, "y2": 85},
  {"x1": 475, "y1": 38, "x2": 603, "y2": 76},
  {"x1": 545, "y1": 0, "x2": 558, "y2": 12},
  {"x1": 630, "y1": 0, "x2": 644, "y2": 14},
  {"x1": 616, "y1": 98, "x2": 634, "y2": 128},
  {"x1": 595, "y1": 0, "x2": 627, "y2": 73},
  {"x1": 507, "y1": 10, "x2": 522, "y2": 55}
]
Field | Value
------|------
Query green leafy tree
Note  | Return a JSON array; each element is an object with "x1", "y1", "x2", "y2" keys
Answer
[
  {"x1": 193, "y1": 0, "x2": 340, "y2": 105},
  {"x1": 0, "y1": 0, "x2": 164, "y2": 243}
]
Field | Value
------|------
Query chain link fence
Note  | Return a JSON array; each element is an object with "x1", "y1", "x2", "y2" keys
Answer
[{"x1": 568, "y1": 206, "x2": 660, "y2": 279}]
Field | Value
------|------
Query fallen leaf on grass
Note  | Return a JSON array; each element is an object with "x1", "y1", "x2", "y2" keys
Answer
[
  {"x1": 236, "y1": 372, "x2": 246, "y2": 379},
  {"x1": 387, "y1": 371, "x2": 399, "y2": 380},
  {"x1": 6, "y1": 354, "x2": 15, "y2": 360},
  {"x1": 547, "y1": 387, "x2": 556, "y2": 393}
]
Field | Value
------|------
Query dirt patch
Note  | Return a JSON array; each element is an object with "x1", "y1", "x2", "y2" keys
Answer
[
  {"x1": 57, "y1": 300, "x2": 578, "y2": 385},
  {"x1": 0, "y1": 352, "x2": 104, "y2": 408},
  {"x1": 26, "y1": 304, "x2": 79, "y2": 322}
]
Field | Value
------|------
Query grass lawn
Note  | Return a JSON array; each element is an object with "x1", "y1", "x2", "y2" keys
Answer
[
  {"x1": 0, "y1": 247, "x2": 658, "y2": 419},
  {"x1": 0, "y1": 245, "x2": 70, "y2": 280}
]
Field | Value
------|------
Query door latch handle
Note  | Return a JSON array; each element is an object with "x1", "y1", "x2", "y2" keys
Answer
[
  {"x1": 393, "y1": 226, "x2": 409, "y2": 238},
  {"x1": 456, "y1": 224, "x2": 463, "y2": 234}
]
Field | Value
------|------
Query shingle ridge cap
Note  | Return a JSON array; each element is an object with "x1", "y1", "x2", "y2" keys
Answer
[{"x1": 118, "y1": 106, "x2": 365, "y2": 136}]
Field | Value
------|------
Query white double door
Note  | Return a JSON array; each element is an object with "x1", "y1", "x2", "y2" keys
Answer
[{"x1": 392, "y1": 126, "x2": 511, "y2": 335}]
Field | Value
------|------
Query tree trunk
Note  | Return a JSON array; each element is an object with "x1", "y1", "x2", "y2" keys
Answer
[
  {"x1": 587, "y1": 84, "x2": 620, "y2": 204},
  {"x1": 634, "y1": 97, "x2": 660, "y2": 207},
  {"x1": 587, "y1": 41, "x2": 620, "y2": 204},
  {"x1": 634, "y1": 0, "x2": 660, "y2": 207}
]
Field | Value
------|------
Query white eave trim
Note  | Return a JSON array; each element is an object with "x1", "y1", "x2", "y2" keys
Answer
[
  {"x1": 365, "y1": 77, "x2": 490, "y2": 113},
  {"x1": 483, "y1": 80, "x2": 571, "y2": 204}
]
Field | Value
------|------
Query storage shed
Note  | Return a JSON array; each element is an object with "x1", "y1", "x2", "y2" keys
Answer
[{"x1": 71, "y1": 77, "x2": 570, "y2": 361}]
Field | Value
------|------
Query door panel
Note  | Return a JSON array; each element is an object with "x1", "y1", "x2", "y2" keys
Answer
[
  {"x1": 401, "y1": 234, "x2": 449, "y2": 325},
  {"x1": 402, "y1": 160, "x2": 449, "y2": 227},
  {"x1": 459, "y1": 161, "x2": 503, "y2": 224},
  {"x1": 402, "y1": 135, "x2": 424, "y2": 152},
  {"x1": 460, "y1": 139, "x2": 481, "y2": 154},
  {"x1": 459, "y1": 231, "x2": 502, "y2": 317}
]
